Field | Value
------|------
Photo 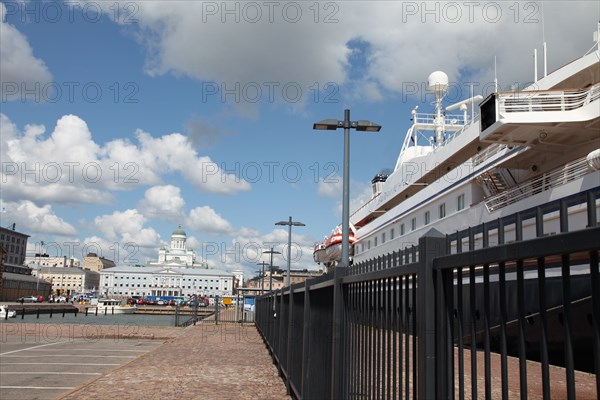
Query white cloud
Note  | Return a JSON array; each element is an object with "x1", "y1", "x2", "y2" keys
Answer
[
  {"x1": 138, "y1": 185, "x2": 185, "y2": 221},
  {"x1": 0, "y1": 113, "x2": 251, "y2": 206},
  {"x1": 93, "y1": 209, "x2": 161, "y2": 248},
  {"x1": 0, "y1": 2, "x2": 53, "y2": 101},
  {"x1": 318, "y1": 174, "x2": 342, "y2": 198},
  {"x1": 104, "y1": 1, "x2": 598, "y2": 107},
  {"x1": 1, "y1": 200, "x2": 77, "y2": 236},
  {"x1": 188, "y1": 206, "x2": 235, "y2": 236},
  {"x1": 38, "y1": 0, "x2": 597, "y2": 112}
]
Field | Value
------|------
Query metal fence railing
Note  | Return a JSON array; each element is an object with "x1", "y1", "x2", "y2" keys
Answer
[{"x1": 256, "y1": 188, "x2": 600, "y2": 399}]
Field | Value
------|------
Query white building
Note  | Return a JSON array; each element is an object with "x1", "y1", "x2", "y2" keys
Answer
[
  {"x1": 99, "y1": 225, "x2": 234, "y2": 298},
  {"x1": 148, "y1": 225, "x2": 207, "y2": 268},
  {"x1": 100, "y1": 265, "x2": 234, "y2": 298}
]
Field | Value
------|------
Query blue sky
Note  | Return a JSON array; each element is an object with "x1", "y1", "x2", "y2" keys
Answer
[{"x1": 1, "y1": 1, "x2": 598, "y2": 278}]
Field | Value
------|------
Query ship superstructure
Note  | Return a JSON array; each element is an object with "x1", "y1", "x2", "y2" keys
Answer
[{"x1": 342, "y1": 33, "x2": 600, "y2": 265}]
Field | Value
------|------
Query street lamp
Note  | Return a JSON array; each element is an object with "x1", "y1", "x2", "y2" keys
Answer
[
  {"x1": 275, "y1": 216, "x2": 305, "y2": 287},
  {"x1": 313, "y1": 109, "x2": 381, "y2": 268},
  {"x1": 257, "y1": 261, "x2": 269, "y2": 292},
  {"x1": 36, "y1": 240, "x2": 44, "y2": 294},
  {"x1": 262, "y1": 247, "x2": 281, "y2": 291}
]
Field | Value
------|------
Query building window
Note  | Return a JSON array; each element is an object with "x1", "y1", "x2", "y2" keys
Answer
[
  {"x1": 424, "y1": 211, "x2": 430, "y2": 225},
  {"x1": 457, "y1": 194, "x2": 465, "y2": 210},
  {"x1": 439, "y1": 203, "x2": 446, "y2": 219},
  {"x1": 382, "y1": 232, "x2": 386, "y2": 244},
  {"x1": 400, "y1": 224, "x2": 405, "y2": 236},
  {"x1": 374, "y1": 237, "x2": 378, "y2": 247},
  {"x1": 390, "y1": 228, "x2": 394, "y2": 240},
  {"x1": 411, "y1": 218, "x2": 417, "y2": 231}
]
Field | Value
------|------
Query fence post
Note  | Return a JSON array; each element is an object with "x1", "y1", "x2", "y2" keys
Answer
[
  {"x1": 301, "y1": 279, "x2": 312, "y2": 399},
  {"x1": 215, "y1": 295, "x2": 220, "y2": 325},
  {"x1": 417, "y1": 228, "x2": 447, "y2": 399},
  {"x1": 331, "y1": 266, "x2": 348, "y2": 399},
  {"x1": 286, "y1": 285, "x2": 294, "y2": 395}
]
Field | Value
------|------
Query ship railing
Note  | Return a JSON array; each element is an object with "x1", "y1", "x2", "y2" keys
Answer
[
  {"x1": 498, "y1": 82, "x2": 600, "y2": 114},
  {"x1": 471, "y1": 143, "x2": 508, "y2": 166},
  {"x1": 484, "y1": 156, "x2": 592, "y2": 212},
  {"x1": 412, "y1": 112, "x2": 468, "y2": 127},
  {"x1": 350, "y1": 193, "x2": 381, "y2": 220}
]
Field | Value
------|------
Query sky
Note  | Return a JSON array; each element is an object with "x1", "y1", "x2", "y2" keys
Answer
[{"x1": 1, "y1": 0, "x2": 598, "y2": 278}]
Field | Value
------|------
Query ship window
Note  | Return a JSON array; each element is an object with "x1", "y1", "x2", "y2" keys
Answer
[
  {"x1": 411, "y1": 218, "x2": 416, "y2": 231},
  {"x1": 367, "y1": 240, "x2": 371, "y2": 250},
  {"x1": 457, "y1": 194, "x2": 465, "y2": 210},
  {"x1": 439, "y1": 203, "x2": 446, "y2": 219},
  {"x1": 424, "y1": 211, "x2": 430, "y2": 225},
  {"x1": 382, "y1": 232, "x2": 386, "y2": 244},
  {"x1": 400, "y1": 224, "x2": 405, "y2": 236},
  {"x1": 390, "y1": 228, "x2": 395, "y2": 240},
  {"x1": 374, "y1": 237, "x2": 378, "y2": 247}
]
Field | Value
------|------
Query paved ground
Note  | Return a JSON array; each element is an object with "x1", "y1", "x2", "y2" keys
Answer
[
  {"x1": 0, "y1": 332, "x2": 165, "y2": 400},
  {"x1": 56, "y1": 323, "x2": 290, "y2": 400}
]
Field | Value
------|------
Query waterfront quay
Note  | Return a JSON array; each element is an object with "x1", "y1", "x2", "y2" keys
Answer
[{"x1": 1, "y1": 321, "x2": 289, "y2": 400}]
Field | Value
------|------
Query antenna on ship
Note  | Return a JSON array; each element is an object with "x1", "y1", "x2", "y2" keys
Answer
[
  {"x1": 541, "y1": 0, "x2": 547, "y2": 77},
  {"x1": 494, "y1": 56, "x2": 498, "y2": 93},
  {"x1": 427, "y1": 71, "x2": 448, "y2": 145}
]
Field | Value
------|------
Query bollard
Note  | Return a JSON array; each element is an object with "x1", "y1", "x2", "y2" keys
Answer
[
  {"x1": 50, "y1": 308, "x2": 53, "y2": 318},
  {"x1": 36, "y1": 308, "x2": 40, "y2": 319},
  {"x1": 75, "y1": 309, "x2": 78, "y2": 318},
  {"x1": 85, "y1": 308, "x2": 88, "y2": 316},
  {"x1": 21, "y1": 308, "x2": 25, "y2": 319},
  {"x1": 62, "y1": 309, "x2": 65, "y2": 317},
  {"x1": 95, "y1": 307, "x2": 98, "y2": 316}
]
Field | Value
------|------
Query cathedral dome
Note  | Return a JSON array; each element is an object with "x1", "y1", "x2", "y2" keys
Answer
[{"x1": 172, "y1": 225, "x2": 186, "y2": 236}]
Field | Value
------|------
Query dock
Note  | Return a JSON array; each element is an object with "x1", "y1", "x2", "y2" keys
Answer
[{"x1": 18, "y1": 322, "x2": 290, "y2": 400}]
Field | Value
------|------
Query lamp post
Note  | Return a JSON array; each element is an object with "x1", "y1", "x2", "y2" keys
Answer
[
  {"x1": 313, "y1": 109, "x2": 381, "y2": 268},
  {"x1": 257, "y1": 261, "x2": 269, "y2": 292},
  {"x1": 275, "y1": 216, "x2": 305, "y2": 287},
  {"x1": 262, "y1": 247, "x2": 281, "y2": 291},
  {"x1": 36, "y1": 241, "x2": 44, "y2": 294}
]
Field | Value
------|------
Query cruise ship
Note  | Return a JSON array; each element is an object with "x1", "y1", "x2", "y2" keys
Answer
[{"x1": 315, "y1": 27, "x2": 600, "y2": 269}]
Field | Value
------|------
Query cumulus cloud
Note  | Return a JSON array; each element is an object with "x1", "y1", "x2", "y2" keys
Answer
[
  {"x1": 1, "y1": 200, "x2": 77, "y2": 236},
  {"x1": 138, "y1": 185, "x2": 186, "y2": 221},
  {"x1": 0, "y1": 113, "x2": 251, "y2": 206},
  {"x1": 104, "y1": 1, "x2": 598, "y2": 107},
  {"x1": 188, "y1": 206, "x2": 235, "y2": 236},
  {"x1": 93, "y1": 209, "x2": 161, "y2": 248},
  {"x1": 318, "y1": 173, "x2": 342, "y2": 198},
  {"x1": 0, "y1": 2, "x2": 53, "y2": 101}
]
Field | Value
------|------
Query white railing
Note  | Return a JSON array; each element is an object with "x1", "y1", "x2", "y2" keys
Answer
[
  {"x1": 498, "y1": 82, "x2": 600, "y2": 114},
  {"x1": 485, "y1": 157, "x2": 592, "y2": 212},
  {"x1": 471, "y1": 143, "x2": 508, "y2": 166},
  {"x1": 412, "y1": 112, "x2": 467, "y2": 127}
]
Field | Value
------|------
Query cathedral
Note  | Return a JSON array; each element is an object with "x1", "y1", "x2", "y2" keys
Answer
[{"x1": 147, "y1": 225, "x2": 207, "y2": 268}]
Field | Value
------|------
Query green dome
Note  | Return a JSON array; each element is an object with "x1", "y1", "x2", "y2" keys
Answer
[{"x1": 172, "y1": 224, "x2": 186, "y2": 236}]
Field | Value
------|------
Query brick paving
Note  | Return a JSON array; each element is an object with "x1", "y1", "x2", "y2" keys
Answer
[{"x1": 57, "y1": 323, "x2": 290, "y2": 400}]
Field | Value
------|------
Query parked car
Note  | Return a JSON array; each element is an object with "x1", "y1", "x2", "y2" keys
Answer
[{"x1": 17, "y1": 296, "x2": 39, "y2": 303}]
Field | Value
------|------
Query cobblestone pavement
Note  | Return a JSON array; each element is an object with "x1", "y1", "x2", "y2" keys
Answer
[{"x1": 58, "y1": 323, "x2": 290, "y2": 400}]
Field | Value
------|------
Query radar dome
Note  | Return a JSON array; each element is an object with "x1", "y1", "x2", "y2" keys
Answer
[{"x1": 427, "y1": 71, "x2": 449, "y2": 95}]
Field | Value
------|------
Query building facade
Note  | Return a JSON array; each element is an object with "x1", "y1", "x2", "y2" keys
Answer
[
  {"x1": 34, "y1": 267, "x2": 100, "y2": 296},
  {"x1": 25, "y1": 254, "x2": 77, "y2": 269},
  {"x1": 245, "y1": 268, "x2": 324, "y2": 293},
  {"x1": 100, "y1": 265, "x2": 234, "y2": 298},
  {"x1": 0, "y1": 225, "x2": 29, "y2": 273},
  {"x1": 100, "y1": 226, "x2": 234, "y2": 298},
  {"x1": 83, "y1": 253, "x2": 116, "y2": 272}
]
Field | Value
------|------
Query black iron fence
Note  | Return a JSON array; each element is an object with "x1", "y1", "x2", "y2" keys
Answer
[{"x1": 256, "y1": 189, "x2": 600, "y2": 399}]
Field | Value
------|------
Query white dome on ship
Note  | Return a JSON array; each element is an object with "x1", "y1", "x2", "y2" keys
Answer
[{"x1": 427, "y1": 71, "x2": 449, "y2": 95}]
